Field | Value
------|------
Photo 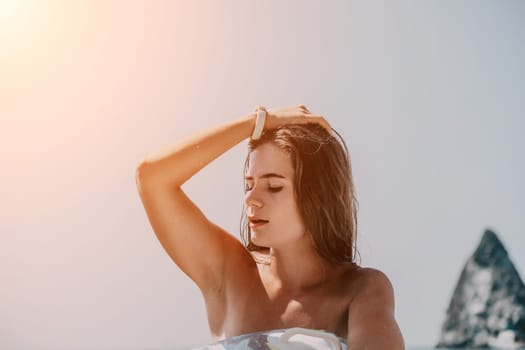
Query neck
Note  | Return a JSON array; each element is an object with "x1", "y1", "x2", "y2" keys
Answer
[{"x1": 265, "y1": 243, "x2": 339, "y2": 295}]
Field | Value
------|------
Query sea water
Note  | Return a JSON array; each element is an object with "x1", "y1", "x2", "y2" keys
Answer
[
  {"x1": 407, "y1": 348, "x2": 525, "y2": 350},
  {"x1": 179, "y1": 346, "x2": 522, "y2": 349},
  {"x1": 178, "y1": 345, "x2": 524, "y2": 349},
  {"x1": 178, "y1": 347, "x2": 522, "y2": 349}
]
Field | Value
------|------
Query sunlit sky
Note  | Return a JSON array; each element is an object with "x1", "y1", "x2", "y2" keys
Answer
[{"x1": 2, "y1": 1, "x2": 524, "y2": 349}]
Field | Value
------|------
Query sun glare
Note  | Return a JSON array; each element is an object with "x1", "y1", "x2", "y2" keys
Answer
[
  {"x1": 0, "y1": 0, "x2": 33, "y2": 44},
  {"x1": 0, "y1": 0, "x2": 21, "y2": 24}
]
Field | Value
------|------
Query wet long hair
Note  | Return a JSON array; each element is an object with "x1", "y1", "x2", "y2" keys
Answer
[{"x1": 240, "y1": 124, "x2": 360, "y2": 265}]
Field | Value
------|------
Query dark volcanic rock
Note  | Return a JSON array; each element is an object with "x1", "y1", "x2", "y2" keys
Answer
[{"x1": 436, "y1": 229, "x2": 525, "y2": 348}]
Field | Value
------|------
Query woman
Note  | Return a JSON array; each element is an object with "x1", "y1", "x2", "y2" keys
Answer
[{"x1": 135, "y1": 105, "x2": 404, "y2": 349}]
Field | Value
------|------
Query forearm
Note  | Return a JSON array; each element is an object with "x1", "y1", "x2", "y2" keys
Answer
[{"x1": 137, "y1": 113, "x2": 256, "y2": 187}]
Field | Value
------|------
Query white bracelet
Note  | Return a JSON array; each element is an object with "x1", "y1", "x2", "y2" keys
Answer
[{"x1": 251, "y1": 106, "x2": 267, "y2": 140}]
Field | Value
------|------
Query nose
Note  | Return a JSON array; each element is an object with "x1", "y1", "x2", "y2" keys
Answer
[{"x1": 244, "y1": 188, "x2": 263, "y2": 209}]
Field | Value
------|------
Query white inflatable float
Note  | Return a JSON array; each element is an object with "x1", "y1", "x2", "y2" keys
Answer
[{"x1": 190, "y1": 328, "x2": 347, "y2": 350}]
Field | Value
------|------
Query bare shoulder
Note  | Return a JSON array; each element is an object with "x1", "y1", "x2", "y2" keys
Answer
[
  {"x1": 347, "y1": 266, "x2": 395, "y2": 302},
  {"x1": 345, "y1": 266, "x2": 405, "y2": 349},
  {"x1": 338, "y1": 265, "x2": 393, "y2": 300}
]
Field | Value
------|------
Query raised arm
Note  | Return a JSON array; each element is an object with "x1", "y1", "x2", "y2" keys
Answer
[
  {"x1": 135, "y1": 113, "x2": 256, "y2": 293},
  {"x1": 135, "y1": 106, "x2": 329, "y2": 294}
]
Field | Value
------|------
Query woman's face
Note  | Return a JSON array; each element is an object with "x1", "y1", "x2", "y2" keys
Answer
[{"x1": 244, "y1": 143, "x2": 306, "y2": 248}]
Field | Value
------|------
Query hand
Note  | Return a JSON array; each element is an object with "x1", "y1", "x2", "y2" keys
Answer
[{"x1": 262, "y1": 105, "x2": 331, "y2": 134}]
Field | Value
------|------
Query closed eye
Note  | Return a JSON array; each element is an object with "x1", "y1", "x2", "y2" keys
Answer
[
  {"x1": 268, "y1": 186, "x2": 283, "y2": 193},
  {"x1": 244, "y1": 184, "x2": 283, "y2": 193}
]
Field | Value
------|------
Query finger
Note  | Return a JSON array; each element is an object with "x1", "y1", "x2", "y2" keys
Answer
[
  {"x1": 298, "y1": 113, "x2": 317, "y2": 122},
  {"x1": 320, "y1": 117, "x2": 332, "y2": 134},
  {"x1": 308, "y1": 115, "x2": 332, "y2": 134},
  {"x1": 299, "y1": 105, "x2": 310, "y2": 114},
  {"x1": 295, "y1": 114, "x2": 308, "y2": 123},
  {"x1": 304, "y1": 114, "x2": 323, "y2": 121}
]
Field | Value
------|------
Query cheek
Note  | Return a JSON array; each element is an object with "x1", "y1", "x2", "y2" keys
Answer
[{"x1": 276, "y1": 196, "x2": 304, "y2": 224}]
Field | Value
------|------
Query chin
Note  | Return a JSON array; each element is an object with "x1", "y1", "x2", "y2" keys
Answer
[
  {"x1": 250, "y1": 234, "x2": 264, "y2": 247},
  {"x1": 250, "y1": 233, "x2": 271, "y2": 248}
]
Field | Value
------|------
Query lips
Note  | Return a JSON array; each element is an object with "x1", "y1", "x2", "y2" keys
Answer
[{"x1": 248, "y1": 216, "x2": 269, "y2": 227}]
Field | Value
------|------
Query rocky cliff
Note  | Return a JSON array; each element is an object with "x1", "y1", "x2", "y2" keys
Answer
[{"x1": 436, "y1": 229, "x2": 525, "y2": 348}]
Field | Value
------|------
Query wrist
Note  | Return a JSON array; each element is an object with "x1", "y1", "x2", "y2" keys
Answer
[{"x1": 251, "y1": 106, "x2": 267, "y2": 140}]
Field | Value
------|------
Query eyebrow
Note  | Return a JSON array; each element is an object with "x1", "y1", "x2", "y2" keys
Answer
[{"x1": 244, "y1": 173, "x2": 286, "y2": 180}]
